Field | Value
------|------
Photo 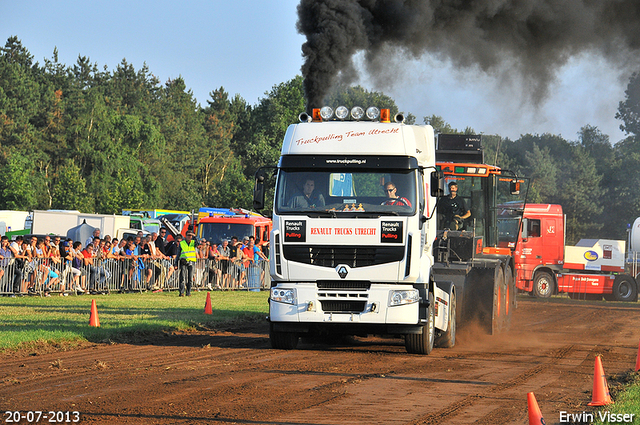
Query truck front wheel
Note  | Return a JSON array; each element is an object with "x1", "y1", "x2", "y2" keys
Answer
[
  {"x1": 405, "y1": 292, "x2": 435, "y2": 354},
  {"x1": 269, "y1": 323, "x2": 299, "y2": 349},
  {"x1": 533, "y1": 271, "x2": 554, "y2": 298},
  {"x1": 612, "y1": 275, "x2": 638, "y2": 302}
]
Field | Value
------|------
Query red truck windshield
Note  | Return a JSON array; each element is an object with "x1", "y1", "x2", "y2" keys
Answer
[{"x1": 198, "y1": 223, "x2": 253, "y2": 244}]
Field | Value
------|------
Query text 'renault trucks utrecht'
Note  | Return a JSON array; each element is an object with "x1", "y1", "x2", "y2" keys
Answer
[
  {"x1": 433, "y1": 134, "x2": 528, "y2": 336},
  {"x1": 253, "y1": 107, "x2": 526, "y2": 353},
  {"x1": 500, "y1": 203, "x2": 638, "y2": 301}
]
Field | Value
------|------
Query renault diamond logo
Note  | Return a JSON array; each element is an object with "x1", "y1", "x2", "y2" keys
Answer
[{"x1": 336, "y1": 265, "x2": 349, "y2": 279}]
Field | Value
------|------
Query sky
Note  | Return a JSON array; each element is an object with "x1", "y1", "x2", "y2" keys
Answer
[{"x1": 1, "y1": 0, "x2": 630, "y2": 143}]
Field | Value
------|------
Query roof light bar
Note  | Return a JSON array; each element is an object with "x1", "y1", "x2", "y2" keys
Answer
[{"x1": 302, "y1": 106, "x2": 395, "y2": 122}]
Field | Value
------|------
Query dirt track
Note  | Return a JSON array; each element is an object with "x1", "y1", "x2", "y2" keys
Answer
[{"x1": 2, "y1": 298, "x2": 640, "y2": 425}]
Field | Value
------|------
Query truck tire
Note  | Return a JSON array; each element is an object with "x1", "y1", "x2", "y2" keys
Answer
[
  {"x1": 612, "y1": 275, "x2": 638, "y2": 302},
  {"x1": 503, "y1": 265, "x2": 515, "y2": 331},
  {"x1": 435, "y1": 290, "x2": 456, "y2": 348},
  {"x1": 488, "y1": 267, "x2": 506, "y2": 335},
  {"x1": 471, "y1": 265, "x2": 505, "y2": 336},
  {"x1": 269, "y1": 323, "x2": 299, "y2": 349},
  {"x1": 532, "y1": 271, "x2": 554, "y2": 298},
  {"x1": 405, "y1": 292, "x2": 435, "y2": 354}
]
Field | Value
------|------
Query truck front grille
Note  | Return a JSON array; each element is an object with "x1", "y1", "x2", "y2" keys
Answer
[
  {"x1": 320, "y1": 300, "x2": 367, "y2": 313},
  {"x1": 317, "y1": 281, "x2": 371, "y2": 290},
  {"x1": 283, "y1": 245, "x2": 404, "y2": 268}
]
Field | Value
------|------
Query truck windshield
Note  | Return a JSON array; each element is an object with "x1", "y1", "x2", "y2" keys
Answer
[
  {"x1": 275, "y1": 169, "x2": 417, "y2": 216},
  {"x1": 440, "y1": 175, "x2": 529, "y2": 245},
  {"x1": 497, "y1": 217, "x2": 521, "y2": 246},
  {"x1": 143, "y1": 221, "x2": 160, "y2": 234},
  {"x1": 199, "y1": 223, "x2": 253, "y2": 244}
]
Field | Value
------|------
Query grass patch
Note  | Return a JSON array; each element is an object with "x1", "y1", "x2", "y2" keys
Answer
[
  {"x1": 0, "y1": 291, "x2": 269, "y2": 353},
  {"x1": 594, "y1": 371, "x2": 640, "y2": 424}
]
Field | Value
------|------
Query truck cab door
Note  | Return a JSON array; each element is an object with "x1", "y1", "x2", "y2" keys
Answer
[
  {"x1": 520, "y1": 218, "x2": 543, "y2": 279},
  {"x1": 541, "y1": 217, "x2": 562, "y2": 266}
]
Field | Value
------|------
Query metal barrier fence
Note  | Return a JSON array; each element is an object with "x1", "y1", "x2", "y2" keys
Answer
[{"x1": 0, "y1": 257, "x2": 270, "y2": 296}]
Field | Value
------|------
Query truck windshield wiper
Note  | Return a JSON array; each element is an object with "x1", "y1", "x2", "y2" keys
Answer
[
  {"x1": 352, "y1": 212, "x2": 383, "y2": 218},
  {"x1": 304, "y1": 210, "x2": 338, "y2": 218}
]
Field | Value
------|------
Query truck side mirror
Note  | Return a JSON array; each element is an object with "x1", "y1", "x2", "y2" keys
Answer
[
  {"x1": 430, "y1": 170, "x2": 444, "y2": 198},
  {"x1": 253, "y1": 168, "x2": 267, "y2": 210},
  {"x1": 510, "y1": 180, "x2": 521, "y2": 195},
  {"x1": 520, "y1": 218, "x2": 529, "y2": 239}
]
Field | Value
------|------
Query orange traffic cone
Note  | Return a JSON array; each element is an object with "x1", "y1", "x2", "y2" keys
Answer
[
  {"x1": 527, "y1": 392, "x2": 546, "y2": 425},
  {"x1": 89, "y1": 299, "x2": 100, "y2": 327},
  {"x1": 587, "y1": 355, "x2": 612, "y2": 406},
  {"x1": 204, "y1": 292, "x2": 213, "y2": 315},
  {"x1": 635, "y1": 339, "x2": 640, "y2": 372}
]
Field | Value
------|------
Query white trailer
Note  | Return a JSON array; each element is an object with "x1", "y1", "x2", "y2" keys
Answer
[
  {"x1": 31, "y1": 210, "x2": 130, "y2": 238},
  {"x1": 0, "y1": 210, "x2": 31, "y2": 235}
]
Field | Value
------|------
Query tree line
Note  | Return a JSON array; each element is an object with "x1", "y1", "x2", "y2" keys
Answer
[{"x1": 1, "y1": 36, "x2": 640, "y2": 243}]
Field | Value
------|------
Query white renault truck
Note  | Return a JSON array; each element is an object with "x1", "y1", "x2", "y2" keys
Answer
[{"x1": 253, "y1": 106, "x2": 455, "y2": 354}]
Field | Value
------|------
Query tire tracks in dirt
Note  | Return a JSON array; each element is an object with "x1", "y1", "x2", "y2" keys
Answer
[
  {"x1": 2, "y1": 300, "x2": 640, "y2": 425},
  {"x1": 410, "y1": 344, "x2": 577, "y2": 425}
]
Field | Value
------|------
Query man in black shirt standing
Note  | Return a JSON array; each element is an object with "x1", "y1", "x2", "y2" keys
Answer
[
  {"x1": 439, "y1": 181, "x2": 471, "y2": 230},
  {"x1": 155, "y1": 229, "x2": 167, "y2": 255}
]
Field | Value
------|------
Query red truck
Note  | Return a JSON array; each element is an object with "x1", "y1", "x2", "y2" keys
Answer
[
  {"x1": 499, "y1": 203, "x2": 638, "y2": 301},
  {"x1": 196, "y1": 208, "x2": 272, "y2": 252},
  {"x1": 160, "y1": 208, "x2": 272, "y2": 253}
]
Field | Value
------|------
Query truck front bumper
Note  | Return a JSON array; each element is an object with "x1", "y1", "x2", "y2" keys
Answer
[{"x1": 268, "y1": 282, "x2": 422, "y2": 334}]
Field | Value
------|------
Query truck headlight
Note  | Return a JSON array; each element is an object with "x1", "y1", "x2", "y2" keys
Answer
[
  {"x1": 389, "y1": 289, "x2": 420, "y2": 307},
  {"x1": 271, "y1": 288, "x2": 297, "y2": 305}
]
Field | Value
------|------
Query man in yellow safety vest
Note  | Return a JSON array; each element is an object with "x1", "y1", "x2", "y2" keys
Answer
[{"x1": 178, "y1": 231, "x2": 197, "y2": 296}]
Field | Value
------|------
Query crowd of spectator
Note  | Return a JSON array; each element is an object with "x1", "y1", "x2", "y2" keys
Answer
[{"x1": 0, "y1": 228, "x2": 269, "y2": 297}]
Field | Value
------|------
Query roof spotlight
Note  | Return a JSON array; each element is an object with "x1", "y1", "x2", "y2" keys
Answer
[
  {"x1": 366, "y1": 107, "x2": 380, "y2": 120},
  {"x1": 351, "y1": 106, "x2": 364, "y2": 120},
  {"x1": 320, "y1": 106, "x2": 334, "y2": 120},
  {"x1": 335, "y1": 106, "x2": 349, "y2": 120}
]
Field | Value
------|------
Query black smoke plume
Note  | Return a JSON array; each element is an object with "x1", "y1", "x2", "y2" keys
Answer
[{"x1": 297, "y1": 0, "x2": 640, "y2": 111}]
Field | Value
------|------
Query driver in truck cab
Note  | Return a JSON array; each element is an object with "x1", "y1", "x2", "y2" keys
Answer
[
  {"x1": 439, "y1": 181, "x2": 471, "y2": 230},
  {"x1": 288, "y1": 178, "x2": 325, "y2": 209},
  {"x1": 381, "y1": 181, "x2": 412, "y2": 207}
]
